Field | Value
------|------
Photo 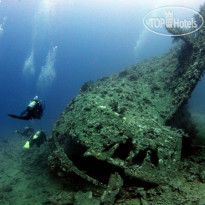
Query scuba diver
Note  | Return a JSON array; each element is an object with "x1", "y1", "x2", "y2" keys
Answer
[
  {"x1": 8, "y1": 96, "x2": 45, "y2": 120},
  {"x1": 23, "y1": 129, "x2": 47, "y2": 149},
  {"x1": 14, "y1": 126, "x2": 34, "y2": 137}
]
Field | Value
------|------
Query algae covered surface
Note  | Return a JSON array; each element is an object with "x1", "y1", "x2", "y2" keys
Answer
[
  {"x1": 46, "y1": 4, "x2": 205, "y2": 205},
  {"x1": 51, "y1": 52, "x2": 184, "y2": 186}
]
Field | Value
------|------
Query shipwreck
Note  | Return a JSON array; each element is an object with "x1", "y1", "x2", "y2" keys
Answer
[{"x1": 48, "y1": 4, "x2": 205, "y2": 205}]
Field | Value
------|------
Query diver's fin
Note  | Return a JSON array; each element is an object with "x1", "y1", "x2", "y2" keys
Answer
[
  {"x1": 8, "y1": 114, "x2": 19, "y2": 118},
  {"x1": 8, "y1": 114, "x2": 31, "y2": 120}
]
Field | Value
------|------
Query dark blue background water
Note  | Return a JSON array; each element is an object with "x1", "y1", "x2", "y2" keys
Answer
[{"x1": 0, "y1": 0, "x2": 204, "y2": 137}]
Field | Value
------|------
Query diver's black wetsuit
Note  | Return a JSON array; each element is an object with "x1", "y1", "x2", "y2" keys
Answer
[{"x1": 8, "y1": 100, "x2": 44, "y2": 120}]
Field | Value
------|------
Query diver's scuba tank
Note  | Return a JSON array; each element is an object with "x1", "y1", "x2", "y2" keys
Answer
[
  {"x1": 28, "y1": 101, "x2": 37, "y2": 109},
  {"x1": 27, "y1": 96, "x2": 39, "y2": 109},
  {"x1": 32, "y1": 130, "x2": 41, "y2": 139},
  {"x1": 23, "y1": 130, "x2": 41, "y2": 149},
  {"x1": 23, "y1": 130, "x2": 46, "y2": 149}
]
